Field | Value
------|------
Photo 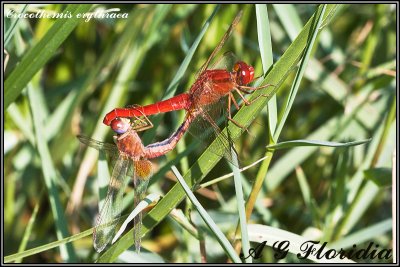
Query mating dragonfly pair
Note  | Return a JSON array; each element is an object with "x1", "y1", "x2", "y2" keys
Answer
[{"x1": 78, "y1": 10, "x2": 272, "y2": 253}]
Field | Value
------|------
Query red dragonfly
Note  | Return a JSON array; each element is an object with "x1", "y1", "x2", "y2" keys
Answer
[
  {"x1": 78, "y1": 115, "x2": 193, "y2": 253},
  {"x1": 103, "y1": 11, "x2": 271, "y2": 164}
]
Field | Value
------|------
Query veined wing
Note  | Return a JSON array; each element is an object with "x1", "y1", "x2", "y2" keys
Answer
[
  {"x1": 132, "y1": 159, "x2": 153, "y2": 252},
  {"x1": 188, "y1": 78, "x2": 240, "y2": 166},
  {"x1": 197, "y1": 11, "x2": 243, "y2": 76},
  {"x1": 77, "y1": 135, "x2": 117, "y2": 154},
  {"x1": 77, "y1": 134, "x2": 120, "y2": 176},
  {"x1": 93, "y1": 154, "x2": 130, "y2": 253},
  {"x1": 187, "y1": 97, "x2": 240, "y2": 167},
  {"x1": 210, "y1": 51, "x2": 238, "y2": 71}
]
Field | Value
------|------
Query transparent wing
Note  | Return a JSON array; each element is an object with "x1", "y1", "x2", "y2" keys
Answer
[
  {"x1": 93, "y1": 154, "x2": 130, "y2": 253},
  {"x1": 77, "y1": 135, "x2": 117, "y2": 154},
  {"x1": 77, "y1": 134, "x2": 119, "y2": 176},
  {"x1": 132, "y1": 159, "x2": 153, "y2": 252},
  {"x1": 210, "y1": 51, "x2": 238, "y2": 71},
  {"x1": 188, "y1": 95, "x2": 239, "y2": 166},
  {"x1": 198, "y1": 11, "x2": 243, "y2": 75}
]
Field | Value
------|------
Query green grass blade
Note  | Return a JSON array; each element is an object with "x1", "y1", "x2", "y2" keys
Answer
[
  {"x1": 335, "y1": 129, "x2": 390, "y2": 238},
  {"x1": 44, "y1": 91, "x2": 77, "y2": 141},
  {"x1": 363, "y1": 168, "x2": 392, "y2": 187},
  {"x1": 295, "y1": 167, "x2": 312, "y2": 210},
  {"x1": 27, "y1": 84, "x2": 76, "y2": 262},
  {"x1": 333, "y1": 95, "x2": 396, "y2": 239},
  {"x1": 5, "y1": 210, "x2": 146, "y2": 263},
  {"x1": 169, "y1": 209, "x2": 200, "y2": 239},
  {"x1": 4, "y1": 4, "x2": 28, "y2": 47},
  {"x1": 265, "y1": 77, "x2": 386, "y2": 191},
  {"x1": 6, "y1": 103, "x2": 34, "y2": 144},
  {"x1": 273, "y1": 4, "x2": 327, "y2": 140},
  {"x1": 15, "y1": 198, "x2": 40, "y2": 263},
  {"x1": 239, "y1": 4, "x2": 331, "y2": 237},
  {"x1": 4, "y1": 4, "x2": 93, "y2": 108},
  {"x1": 330, "y1": 219, "x2": 392, "y2": 249},
  {"x1": 230, "y1": 150, "x2": 250, "y2": 262},
  {"x1": 266, "y1": 138, "x2": 371, "y2": 150},
  {"x1": 273, "y1": 4, "x2": 303, "y2": 40},
  {"x1": 305, "y1": 58, "x2": 349, "y2": 100},
  {"x1": 255, "y1": 4, "x2": 276, "y2": 143},
  {"x1": 171, "y1": 166, "x2": 242, "y2": 263},
  {"x1": 4, "y1": 228, "x2": 93, "y2": 263}
]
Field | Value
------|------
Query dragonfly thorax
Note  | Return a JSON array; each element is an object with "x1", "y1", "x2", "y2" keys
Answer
[{"x1": 116, "y1": 129, "x2": 146, "y2": 160}]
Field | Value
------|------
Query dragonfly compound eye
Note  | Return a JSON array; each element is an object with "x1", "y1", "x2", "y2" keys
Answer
[
  {"x1": 234, "y1": 61, "x2": 255, "y2": 85},
  {"x1": 110, "y1": 118, "x2": 130, "y2": 134}
]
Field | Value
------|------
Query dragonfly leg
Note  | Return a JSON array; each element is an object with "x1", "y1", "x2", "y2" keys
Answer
[
  {"x1": 129, "y1": 109, "x2": 154, "y2": 132},
  {"x1": 226, "y1": 93, "x2": 253, "y2": 135},
  {"x1": 227, "y1": 117, "x2": 252, "y2": 136},
  {"x1": 227, "y1": 116, "x2": 244, "y2": 128},
  {"x1": 234, "y1": 87, "x2": 270, "y2": 106},
  {"x1": 125, "y1": 104, "x2": 149, "y2": 127},
  {"x1": 227, "y1": 93, "x2": 244, "y2": 126},
  {"x1": 237, "y1": 83, "x2": 274, "y2": 94},
  {"x1": 229, "y1": 92, "x2": 241, "y2": 111},
  {"x1": 225, "y1": 103, "x2": 251, "y2": 134}
]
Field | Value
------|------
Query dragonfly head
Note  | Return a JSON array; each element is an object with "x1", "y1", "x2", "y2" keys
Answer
[
  {"x1": 234, "y1": 61, "x2": 255, "y2": 85},
  {"x1": 110, "y1": 118, "x2": 131, "y2": 135}
]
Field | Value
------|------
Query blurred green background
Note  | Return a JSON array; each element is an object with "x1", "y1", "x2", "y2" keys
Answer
[{"x1": 4, "y1": 3, "x2": 396, "y2": 263}]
